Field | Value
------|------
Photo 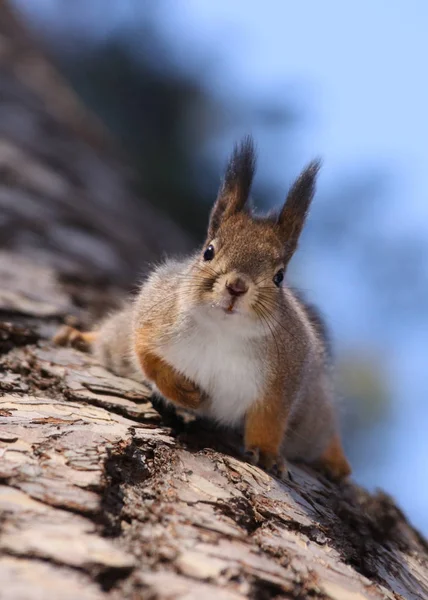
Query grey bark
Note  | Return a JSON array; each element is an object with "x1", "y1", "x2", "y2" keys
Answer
[{"x1": 0, "y1": 3, "x2": 427, "y2": 599}]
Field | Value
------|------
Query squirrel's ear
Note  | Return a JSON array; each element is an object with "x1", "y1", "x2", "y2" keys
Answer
[
  {"x1": 277, "y1": 159, "x2": 321, "y2": 254},
  {"x1": 207, "y1": 136, "x2": 256, "y2": 238}
]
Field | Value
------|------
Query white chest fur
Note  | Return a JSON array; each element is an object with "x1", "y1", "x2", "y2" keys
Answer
[{"x1": 158, "y1": 316, "x2": 265, "y2": 426}]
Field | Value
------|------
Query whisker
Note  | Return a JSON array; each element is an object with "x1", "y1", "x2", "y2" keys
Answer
[
  {"x1": 257, "y1": 290, "x2": 298, "y2": 321},
  {"x1": 255, "y1": 273, "x2": 277, "y2": 287},
  {"x1": 254, "y1": 304, "x2": 281, "y2": 363},
  {"x1": 256, "y1": 297, "x2": 300, "y2": 344}
]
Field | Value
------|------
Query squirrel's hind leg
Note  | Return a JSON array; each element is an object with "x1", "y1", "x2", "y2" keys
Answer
[
  {"x1": 53, "y1": 325, "x2": 97, "y2": 352},
  {"x1": 315, "y1": 434, "x2": 351, "y2": 481}
]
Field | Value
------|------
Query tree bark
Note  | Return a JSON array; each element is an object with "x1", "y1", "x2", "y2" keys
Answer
[{"x1": 0, "y1": 4, "x2": 427, "y2": 599}]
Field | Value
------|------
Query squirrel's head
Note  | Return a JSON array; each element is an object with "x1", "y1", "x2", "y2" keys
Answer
[{"x1": 188, "y1": 136, "x2": 320, "y2": 329}]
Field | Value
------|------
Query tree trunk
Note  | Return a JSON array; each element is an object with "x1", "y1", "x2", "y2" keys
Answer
[{"x1": 0, "y1": 4, "x2": 427, "y2": 599}]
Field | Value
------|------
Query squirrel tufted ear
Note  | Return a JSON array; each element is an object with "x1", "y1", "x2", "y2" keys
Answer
[
  {"x1": 277, "y1": 159, "x2": 321, "y2": 255},
  {"x1": 207, "y1": 136, "x2": 256, "y2": 238}
]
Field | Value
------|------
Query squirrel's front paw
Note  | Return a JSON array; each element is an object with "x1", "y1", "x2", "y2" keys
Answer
[
  {"x1": 244, "y1": 446, "x2": 289, "y2": 479},
  {"x1": 175, "y1": 381, "x2": 206, "y2": 410}
]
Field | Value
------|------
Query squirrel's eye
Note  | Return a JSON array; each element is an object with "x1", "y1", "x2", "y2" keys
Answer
[
  {"x1": 273, "y1": 269, "x2": 284, "y2": 287},
  {"x1": 203, "y1": 245, "x2": 215, "y2": 261}
]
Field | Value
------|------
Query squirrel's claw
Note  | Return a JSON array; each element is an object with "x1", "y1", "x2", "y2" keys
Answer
[
  {"x1": 244, "y1": 447, "x2": 260, "y2": 466},
  {"x1": 263, "y1": 454, "x2": 289, "y2": 480},
  {"x1": 244, "y1": 447, "x2": 290, "y2": 480}
]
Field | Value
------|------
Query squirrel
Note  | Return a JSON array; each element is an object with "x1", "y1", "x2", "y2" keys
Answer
[{"x1": 54, "y1": 136, "x2": 351, "y2": 481}]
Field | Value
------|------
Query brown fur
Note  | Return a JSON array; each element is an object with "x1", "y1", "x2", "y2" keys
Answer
[
  {"x1": 53, "y1": 137, "x2": 351, "y2": 481},
  {"x1": 208, "y1": 136, "x2": 256, "y2": 239},
  {"x1": 141, "y1": 351, "x2": 205, "y2": 409},
  {"x1": 244, "y1": 382, "x2": 290, "y2": 475},
  {"x1": 316, "y1": 434, "x2": 352, "y2": 480},
  {"x1": 278, "y1": 160, "x2": 321, "y2": 259},
  {"x1": 135, "y1": 324, "x2": 205, "y2": 409}
]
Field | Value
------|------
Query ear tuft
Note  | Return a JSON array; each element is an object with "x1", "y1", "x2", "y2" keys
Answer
[
  {"x1": 207, "y1": 136, "x2": 256, "y2": 238},
  {"x1": 278, "y1": 159, "x2": 321, "y2": 255},
  {"x1": 222, "y1": 135, "x2": 256, "y2": 204}
]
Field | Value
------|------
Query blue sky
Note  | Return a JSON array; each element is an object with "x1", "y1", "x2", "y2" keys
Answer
[
  {"x1": 16, "y1": 1, "x2": 428, "y2": 182},
  {"x1": 20, "y1": 0, "x2": 428, "y2": 226},
  {"x1": 14, "y1": 0, "x2": 428, "y2": 532},
  {"x1": 167, "y1": 1, "x2": 428, "y2": 220}
]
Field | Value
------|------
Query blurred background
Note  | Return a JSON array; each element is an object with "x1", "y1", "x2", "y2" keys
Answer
[{"x1": 12, "y1": 0, "x2": 428, "y2": 533}]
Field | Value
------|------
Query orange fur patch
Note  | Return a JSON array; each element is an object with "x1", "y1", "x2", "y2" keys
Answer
[
  {"x1": 135, "y1": 332, "x2": 204, "y2": 409},
  {"x1": 244, "y1": 389, "x2": 288, "y2": 468},
  {"x1": 317, "y1": 434, "x2": 351, "y2": 480}
]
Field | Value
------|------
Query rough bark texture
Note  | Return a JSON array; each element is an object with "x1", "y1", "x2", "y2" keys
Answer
[{"x1": 0, "y1": 3, "x2": 427, "y2": 600}]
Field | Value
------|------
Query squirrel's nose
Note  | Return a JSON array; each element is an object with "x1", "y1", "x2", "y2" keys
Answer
[{"x1": 226, "y1": 277, "x2": 248, "y2": 297}]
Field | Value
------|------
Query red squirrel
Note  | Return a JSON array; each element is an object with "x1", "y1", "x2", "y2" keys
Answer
[{"x1": 55, "y1": 136, "x2": 351, "y2": 480}]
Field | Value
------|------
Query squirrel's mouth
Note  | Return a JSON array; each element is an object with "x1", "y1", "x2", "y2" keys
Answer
[
  {"x1": 209, "y1": 297, "x2": 240, "y2": 315},
  {"x1": 224, "y1": 297, "x2": 238, "y2": 314},
  {"x1": 218, "y1": 297, "x2": 248, "y2": 316},
  {"x1": 208, "y1": 290, "x2": 252, "y2": 317}
]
